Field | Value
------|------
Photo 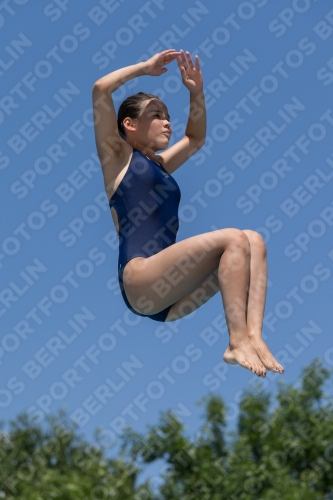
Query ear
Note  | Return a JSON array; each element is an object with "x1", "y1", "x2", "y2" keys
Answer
[{"x1": 123, "y1": 117, "x2": 137, "y2": 133}]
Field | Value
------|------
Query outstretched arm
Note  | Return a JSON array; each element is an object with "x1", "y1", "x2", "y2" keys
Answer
[
  {"x1": 157, "y1": 50, "x2": 206, "y2": 173},
  {"x1": 92, "y1": 63, "x2": 144, "y2": 165},
  {"x1": 92, "y1": 49, "x2": 181, "y2": 167}
]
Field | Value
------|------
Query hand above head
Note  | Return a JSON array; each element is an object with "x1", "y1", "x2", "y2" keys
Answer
[
  {"x1": 177, "y1": 50, "x2": 203, "y2": 93},
  {"x1": 144, "y1": 49, "x2": 181, "y2": 76}
]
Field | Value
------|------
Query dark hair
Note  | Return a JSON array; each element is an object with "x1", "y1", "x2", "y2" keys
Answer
[{"x1": 117, "y1": 92, "x2": 161, "y2": 139}]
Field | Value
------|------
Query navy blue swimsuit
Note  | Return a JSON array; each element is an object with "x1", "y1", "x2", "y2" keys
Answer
[{"x1": 109, "y1": 148, "x2": 181, "y2": 322}]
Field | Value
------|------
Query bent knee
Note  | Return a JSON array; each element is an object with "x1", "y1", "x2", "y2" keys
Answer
[
  {"x1": 243, "y1": 229, "x2": 267, "y2": 256},
  {"x1": 225, "y1": 228, "x2": 251, "y2": 253}
]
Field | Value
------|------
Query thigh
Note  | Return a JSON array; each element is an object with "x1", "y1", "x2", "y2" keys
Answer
[
  {"x1": 122, "y1": 227, "x2": 244, "y2": 316},
  {"x1": 165, "y1": 229, "x2": 256, "y2": 321},
  {"x1": 165, "y1": 271, "x2": 219, "y2": 321}
]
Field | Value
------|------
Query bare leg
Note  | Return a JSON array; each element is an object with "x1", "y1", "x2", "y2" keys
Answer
[
  {"x1": 123, "y1": 228, "x2": 266, "y2": 377},
  {"x1": 218, "y1": 235, "x2": 267, "y2": 377},
  {"x1": 161, "y1": 229, "x2": 283, "y2": 375},
  {"x1": 242, "y1": 230, "x2": 284, "y2": 374}
]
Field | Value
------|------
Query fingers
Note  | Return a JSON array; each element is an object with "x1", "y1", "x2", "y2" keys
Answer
[
  {"x1": 161, "y1": 49, "x2": 181, "y2": 59},
  {"x1": 159, "y1": 48, "x2": 179, "y2": 55},
  {"x1": 162, "y1": 49, "x2": 181, "y2": 65},
  {"x1": 177, "y1": 49, "x2": 200, "y2": 71},
  {"x1": 180, "y1": 50, "x2": 188, "y2": 70},
  {"x1": 186, "y1": 51, "x2": 195, "y2": 69},
  {"x1": 164, "y1": 53, "x2": 179, "y2": 64},
  {"x1": 176, "y1": 50, "x2": 189, "y2": 75},
  {"x1": 158, "y1": 48, "x2": 200, "y2": 65},
  {"x1": 155, "y1": 49, "x2": 201, "y2": 77},
  {"x1": 176, "y1": 54, "x2": 185, "y2": 73}
]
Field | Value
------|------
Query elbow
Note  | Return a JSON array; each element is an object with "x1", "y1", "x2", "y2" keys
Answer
[
  {"x1": 92, "y1": 80, "x2": 103, "y2": 93},
  {"x1": 187, "y1": 135, "x2": 206, "y2": 150},
  {"x1": 185, "y1": 136, "x2": 206, "y2": 159},
  {"x1": 92, "y1": 78, "x2": 111, "y2": 94},
  {"x1": 92, "y1": 79, "x2": 115, "y2": 96},
  {"x1": 186, "y1": 125, "x2": 206, "y2": 146},
  {"x1": 198, "y1": 131, "x2": 206, "y2": 146},
  {"x1": 196, "y1": 136, "x2": 206, "y2": 151},
  {"x1": 92, "y1": 80, "x2": 110, "y2": 101}
]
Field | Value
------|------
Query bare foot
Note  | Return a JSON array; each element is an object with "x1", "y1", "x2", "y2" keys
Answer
[
  {"x1": 249, "y1": 336, "x2": 284, "y2": 374},
  {"x1": 223, "y1": 341, "x2": 266, "y2": 377}
]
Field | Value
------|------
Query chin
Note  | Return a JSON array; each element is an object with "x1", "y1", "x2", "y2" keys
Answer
[
  {"x1": 153, "y1": 142, "x2": 168, "y2": 152},
  {"x1": 159, "y1": 137, "x2": 170, "y2": 149}
]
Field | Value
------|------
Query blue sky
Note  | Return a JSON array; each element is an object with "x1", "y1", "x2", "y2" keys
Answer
[{"x1": 1, "y1": 0, "x2": 333, "y2": 467}]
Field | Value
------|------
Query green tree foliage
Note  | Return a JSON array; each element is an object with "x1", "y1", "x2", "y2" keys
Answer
[
  {"x1": 125, "y1": 359, "x2": 333, "y2": 500},
  {"x1": 0, "y1": 410, "x2": 154, "y2": 500},
  {"x1": 1, "y1": 359, "x2": 333, "y2": 499}
]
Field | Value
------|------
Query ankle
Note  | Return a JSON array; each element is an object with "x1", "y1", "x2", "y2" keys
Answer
[
  {"x1": 229, "y1": 331, "x2": 248, "y2": 347},
  {"x1": 247, "y1": 329, "x2": 262, "y2": 339}
]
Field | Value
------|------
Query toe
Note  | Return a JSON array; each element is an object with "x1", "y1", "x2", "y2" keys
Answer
[{"x1": 254, "y1": 365, "x2": 261, "y2": 376}]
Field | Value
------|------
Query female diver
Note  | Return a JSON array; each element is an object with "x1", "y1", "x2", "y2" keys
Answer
[{"x1": 92, "y1": 49, "x2": 284, "y2": 378}]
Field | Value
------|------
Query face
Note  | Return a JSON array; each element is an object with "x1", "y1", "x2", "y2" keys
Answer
[{"x1": 124, "y1": 99, "x2": 171, "y2": 151}]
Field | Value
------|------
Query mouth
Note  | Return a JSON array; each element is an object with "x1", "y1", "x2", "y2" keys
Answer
[{"x1": 162, "y1": 132, "x2": 171, "y2": 138}]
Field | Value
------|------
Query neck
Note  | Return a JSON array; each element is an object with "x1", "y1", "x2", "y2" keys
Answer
[{"x1": 132, "y1": 142, "x2": 157, "y2": 161}]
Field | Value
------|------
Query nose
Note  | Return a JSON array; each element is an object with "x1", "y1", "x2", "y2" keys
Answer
[{"x1": 164, "y1": 125, "x2": 171, "y2": 135}]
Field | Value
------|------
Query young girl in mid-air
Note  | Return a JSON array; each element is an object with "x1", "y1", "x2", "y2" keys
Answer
[{"x1": 92, "y1": 49, "x2": 284, "y2": 378}]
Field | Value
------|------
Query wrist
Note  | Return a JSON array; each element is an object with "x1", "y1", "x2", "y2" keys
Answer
[
  {"x1": 190, "y1": 89, "x2": 205, "y2": 99},
  {"x1": 137, "y1": 61, "x2": 149, "y2": 76}
]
